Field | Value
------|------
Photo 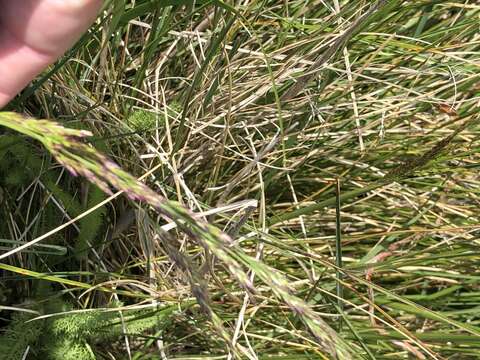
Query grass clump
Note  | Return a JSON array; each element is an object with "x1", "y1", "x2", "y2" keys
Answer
[{"x1": 2, "y1": 0, "x2": 480, "y2": 359}]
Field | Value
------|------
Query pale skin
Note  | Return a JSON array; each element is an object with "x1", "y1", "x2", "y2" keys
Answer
[{"x1": 0, "y1": 0, "x2": 103, "y2": 108}]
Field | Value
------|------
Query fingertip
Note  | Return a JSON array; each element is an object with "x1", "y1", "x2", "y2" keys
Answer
[
  {"x1": 1, "y1": 0, "x2": 103, "y2": 56},
  {"x1": 0, "y1": 93, "x2": 11, "y2": 109},
  {"x1": 48, "y1": 0, "x2": 103, "y2": 15},
  {"x1": 0, "y1": 0, "x2": 104, "y2": 106}
]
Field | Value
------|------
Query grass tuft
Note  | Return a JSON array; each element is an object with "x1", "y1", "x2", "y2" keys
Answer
[{"x1": 2, "y1": 1, "x2": 480, "y2": 358}]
